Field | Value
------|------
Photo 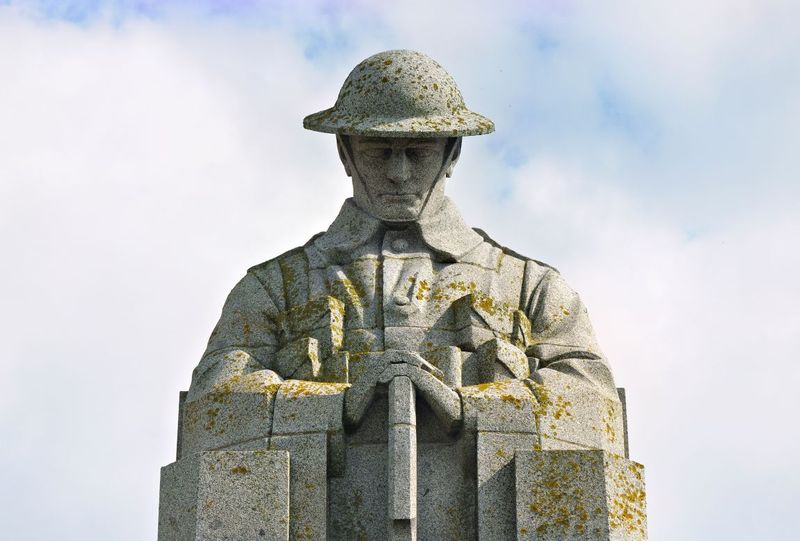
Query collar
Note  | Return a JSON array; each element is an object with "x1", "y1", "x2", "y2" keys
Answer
[{"x1": 313, "y1": 197, "x2": 484, "y2": 263}]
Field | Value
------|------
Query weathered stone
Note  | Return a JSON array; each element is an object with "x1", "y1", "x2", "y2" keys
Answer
[
  {"x1": 330, "y1": 396, "x2": 476, "y2": 540},
  {"x1": 461, "y1": 379, "x2": 539, "y2": 433},
  {"x1": 453, "y1": 293, "x2": 506, "y2": 352},
  {"x1": 530, "y1": 370, "x2": 626, "y2": 455},
  {"x1": 272, "y1": 379, "x2": 346, "y2": 434},
  {"x1": 474, "y1": 337, "x2": 531, "y2": 382},
  {"x1": 617, "y1": 387, "x2": 630, "y2": 458},
  {"x1": 158, "y1": 450, "x2": 290, "y2": 541},
  {"x1": 303, "y1": 50, "x2": 495, "y2": 137},
  {"x1": 515, "y1": 450, "x2": 647, "y2": 540},
  {"x1": 161, "y1": 49, "x2": 647, "y2": 541},
  {"x1": 388, "y1": 375, "x2": 417, "y2": 540},
  {"x1": 328, "y1": 440, "x2": 389, "y2": 539},
  {"x1": 180, "y1": 370, "x2": 281, "y2": 457},
  {"x1": 279, "y1": 296, "x2": 345, "y2": 360},
  {"x1": 270, "y1": 433, "x2": 329, "y2": 540},
  {"x1": 378, "y1": 350, "x2": 462, "y2": 434},
  {"x1": 274, "y1": 336, "x2": 321, "y2": 380},
  {"x1": 423, "y1": 346, "x2": 462, "y2": 389},
  {"x1": 322, "y1": 350, "x2": 350, "y2": 383},
  {"x1": 270, "y1": 380, "x2": 347, "y2": 540},
  {"x1": 477, "y1": 431, "x2": 539, "y2": 540}
]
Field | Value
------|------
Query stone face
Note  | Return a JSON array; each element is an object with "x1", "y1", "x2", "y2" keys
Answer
[
  {"x1": 515, "y1": 450, "x2": 647, "y2": 541},
  {"x1": 158, "y1": 450, "x2": 290, "y2": 541}
]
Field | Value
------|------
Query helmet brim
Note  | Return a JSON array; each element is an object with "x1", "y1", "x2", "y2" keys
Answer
[{"x1": 303, "y1": 108, "x2": 495, "y2": 138}]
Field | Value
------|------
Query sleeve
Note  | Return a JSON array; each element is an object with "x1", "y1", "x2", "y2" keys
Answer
[
  {"x1": 524, "y1": 265, "x2": 617, "y2": 397},
  {"x1": 187, "y1": 271, "x2": 282, "y2": 400}
]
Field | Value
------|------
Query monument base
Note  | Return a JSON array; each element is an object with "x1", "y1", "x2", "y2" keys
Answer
[
  {"x1": 158, "y1": 448, "x2": 645, "y2": 540},
  {"x1": 158, "y1": 450, "x2": 289, "y2": 541}
]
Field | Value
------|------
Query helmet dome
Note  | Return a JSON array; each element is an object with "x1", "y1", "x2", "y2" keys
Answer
[{"x1": 303, "y1": 50, "x2": 494, "y2": 138}]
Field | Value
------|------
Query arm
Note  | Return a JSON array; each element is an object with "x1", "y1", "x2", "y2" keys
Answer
[
  {"x1": 188, "y1": 272, "x2": 282, "y2": 400},
  {"x1": 524, "y1": 264, "x2": 617, "y2": 398}
]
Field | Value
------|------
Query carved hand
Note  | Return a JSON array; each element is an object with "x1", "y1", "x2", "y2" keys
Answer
[
  {"x1": 343, "y1": 352, "x2": 392, "y2": 429},
  {"x1": 377, "y1": 350, "x2": 462, "y2": 434}
]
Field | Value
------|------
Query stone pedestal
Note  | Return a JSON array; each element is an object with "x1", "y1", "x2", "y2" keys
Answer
[
  {"x1": 158, "y1": 374, "x2": 647, "y2": 540},
  {"x1": 515, "y1": 450, "x2": 647, "y2": 540},
  {"x1": 158, "y1": 450, "x2": 290, "y2": 541}
]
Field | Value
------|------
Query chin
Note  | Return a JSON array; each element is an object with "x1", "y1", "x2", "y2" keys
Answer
[{"x1": 376, "y1": 205, "x2": 421, "y2": 222}]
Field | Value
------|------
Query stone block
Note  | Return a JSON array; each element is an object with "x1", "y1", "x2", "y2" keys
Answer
[
  {"x1": 278, "y1": 296, "x2": 344, "y2": 359},
  {"x1": 180, "y1": 371, "x2": 281, "y2": 457},
  {"x1": 329, "y1": 434, "x2": 476, "y2": 540},
  {"x1": 477, "y1": 431, "x2": 539, "y2": 541},
  {"x1": 515, "y1": 450, "x2": 647, "y2": 540},
  {"x1": 422, "y1": 346, "x2": 462, "y2": 389},
  {"x1": 274, "y1": 338, "x2": 350, "y2": 384},
  {"x1": 474, "y1": 338, "x2": 530, "y2": 382},
  {"x1": 416, "y1": 438, "x2": 476, "y2": 540},
  {"x1": 460, "y1": 379, "x2": 538, "y2": 433},
  {"x1": 270, "y1": 432, "x2": 329, "y2": 541},
  {"x1": 452, "y1": 292, "x2": 515, "y2": 342},
  {"x1": 272, "y1": 380, "x2": 347, "y2": 435},
  {"x1": 388, "y1": 376, "x2": 417, "y2": 532},
  {"x1": 528, "y1": 372, "x2": 626, "y2": 455},
  {"x1": 322, "y1": 350, "x2": 350, "y2": 383},
  {"x1": 270, "y1": 380, "x2": 348, "y2": 540},
  {"x1": 328, "y1": 443, "x2": 388, "y2": 540},
  {"x1": 158, "y1": 450, "x2": 290, "y2": 541},
  {"x1": 274, "y1": 336, "x2": 321, "y2": 380}
]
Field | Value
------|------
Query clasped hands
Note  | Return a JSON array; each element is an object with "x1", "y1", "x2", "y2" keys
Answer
[{"x1": 344, "y1": 349, "x2": 462, "y2": 434}]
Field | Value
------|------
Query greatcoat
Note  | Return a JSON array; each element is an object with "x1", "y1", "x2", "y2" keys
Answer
[{"x1": 188, "y1": 197, "x2": 615, "y2": 402}]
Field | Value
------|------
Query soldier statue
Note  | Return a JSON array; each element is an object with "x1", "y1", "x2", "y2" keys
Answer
[{"x1": 158, "y1": 50, "x2": 647, "y2": 541}]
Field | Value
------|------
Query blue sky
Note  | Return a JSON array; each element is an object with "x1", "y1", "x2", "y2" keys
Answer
[{"x1": 1, "y1": 1, "x2": 799, "y2": 539}]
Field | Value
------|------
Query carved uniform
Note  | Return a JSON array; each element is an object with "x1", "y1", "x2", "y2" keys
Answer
[
  {"x1": 160, "y1": 48, "x2": 647, "y2": 541},
  {"x1": 189, "y1": 197, "x2": 615, "y2": 401}
]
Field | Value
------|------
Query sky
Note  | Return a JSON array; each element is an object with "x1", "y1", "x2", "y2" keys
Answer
[{"x1": 1, "y1": 0, "x2": 799, "y2": 539}]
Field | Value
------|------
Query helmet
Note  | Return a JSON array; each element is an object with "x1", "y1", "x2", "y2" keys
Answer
[{"x1": 303, "y1": 50, "x2": 494, "y2": 138}]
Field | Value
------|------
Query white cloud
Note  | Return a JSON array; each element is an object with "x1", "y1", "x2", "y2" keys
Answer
[
  {"x1": 1, "y1": 2, "x2": 798, "y2": 539},
  {"x1": 0, "y1": 12, "x2": 350, "y2": 540}
]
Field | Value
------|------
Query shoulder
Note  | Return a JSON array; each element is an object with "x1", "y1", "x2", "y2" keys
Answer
[
  {"x1": 246, "y1": 232, "x2": 323, "y2": 280},
  {"x1": 247, "y1": 246, "x2": 305, "y2": 277},
  {"x1": 472, "y1": 227, "x2": 558, "y2": 273},
  {"x1": 239, "y1": 234, "x2": 322, "y2": 312}
]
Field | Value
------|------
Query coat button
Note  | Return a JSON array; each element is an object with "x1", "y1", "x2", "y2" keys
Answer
[
  {"x1": 391, "y1": 238, "x2": 409, "y2": 252},
  {"x1": 392, "y1": 293, "x2": 410, "y2": 306}
]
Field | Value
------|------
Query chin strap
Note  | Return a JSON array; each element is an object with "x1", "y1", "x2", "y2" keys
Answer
[
  {"x1": 337, "y1": 134, "x2": 459, "y2": 221},
  {"x1": 416, "y1": 137, "x2": 458, "y2": 219},
  {"x1": 337, "y1": 133, "x2": 377, "y2": 211}
]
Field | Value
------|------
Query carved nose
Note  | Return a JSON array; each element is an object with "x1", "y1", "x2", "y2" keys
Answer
[{"x1": 386, "y1": 150, "x2": 411, "y2": 183}]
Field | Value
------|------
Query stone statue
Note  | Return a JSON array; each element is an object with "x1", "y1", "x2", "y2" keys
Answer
[{"x1": 158, "y1": 50, "x2": 647, "y2": 541}]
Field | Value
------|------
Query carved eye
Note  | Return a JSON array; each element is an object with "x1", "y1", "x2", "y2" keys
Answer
[
  {"x1": 406, "y1": 147, "x2": 437, "y2": 159},
  {"x1": 362, "y1": 148, "x2": 391, "y2": 159}
]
